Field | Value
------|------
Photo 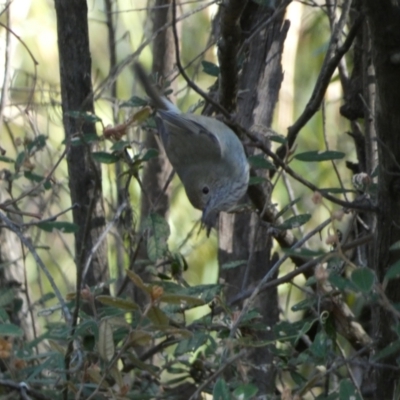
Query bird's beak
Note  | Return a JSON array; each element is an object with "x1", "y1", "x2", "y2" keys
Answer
[{"x1": 202, "y1": 204, "x2": 219, "y2": 237}]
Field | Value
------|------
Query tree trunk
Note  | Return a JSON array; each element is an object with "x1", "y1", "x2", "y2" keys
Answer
[
  {"x1": 218, "y1": 2, "x2": 289, "y2": 393},
  {"x1": 133, "y1": 0, "x2": 176, "y2": 305},
  {"x1": 54, "y1": 0, "x2": 109, "y2": 288},
  {"x1": 364, "y1": 1, "x2": 400, "y2": 397}
]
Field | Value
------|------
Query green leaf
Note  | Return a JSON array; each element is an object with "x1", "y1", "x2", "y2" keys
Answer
[
  {"x1": 160, "y1": 294, "x2": 205, "y2": 306},
  {"x1": 385, "y1": 260, "x2": 400, "y2": 280},
  {"x1": 273, "y1": 320, "x2": 314, "y2": 344},
  {"x1": 275, "y1": 197, "x2": 301, "y2": 219},
  {"x1": 147, "y1": 306, "x2": 169, "y2": 326},
  {"x1": 120, "y1": 95, "x2": 148, "y2": 108},
  {"x1": 310, "y1": 331, "x2": 331, "y2": 360},
  {"x1": 339, "y1": 379, "x2": 362, "y2": 400},
  {"x1": 0, "y1": 155, "x2": 14, "y2": 163},
  {"x1": 371, "y1": 165, "x2": 379, "y2": 178},
  {"x1": 248, "y1": 155, "x2": 275, "y2": 170},
  {"x1": 233, "y1": 383, "x2": 258, "y2": 400},
  {"x1": 0, "y1": 288, "x2": 16, "y2": 307},
  {"x1": 143, "y1": 213, "x2": 170, "y2": 262},
  {"x1": 37, "y1": 221, "x2": 79, "y2": 233},
  {"x1": 66, "y1": 111, "x2": 102, "y2": 123},
  {"x1": 96, "y1": 296, "x2": 139, "y2": 310},
  {"x1": 327, "y1": 256, "x2": 343, "y2": 272},
  {"x1": 15, "y1": 151, "x2": 26, "y2": 171},
  {"x1": 373, "y1": 339, "x2": 400, "y2": 362},
  {"x1": 269, "y1": 134, "x2": 287, "y2": 144},
  {"x1": 202, "y1": 60, "x2": 219, "y2": 77},
  {"x1": 182, "y1": 284, "x2": 222, "y2": 302},
  {"x1": 290, "y1": 371, "x2": 307, "y2": 386},
  {"x1": 291, "y1": 297, "x2": 316, "y2": 312},
  {"x1": 24, "y1": 171, "x2": 52, "y2": 190},
  {"x1": 0, "y1": 323, "x2": 24, "y2": 337},
  {"x1": 351, "y1": 268, "x2": 375, "y2": 293},
  {"x1": 37, "y1": 292, "x2": 56, "y2": 304},
  {"x1": 328, "y1": 273, "x2": 358, "y2": 291},
  {"x1": 221, "y1": 259, "x2": 247, "y2": 270},
  {"x1": 390, "y1": 241, "x2": 400, "y2": 251},
  {"x1": 315, "y1": 393, "x2": 339, "y2": 400},
  {"x1": 98, "y1": 319, "x2": 114, "y2": 361},
  {"x1": 141, "y1": 148, "x2": 159, "y2": 161},
  {"x1": 174, "y1": 332, "x2": 208, "y2": 356},
  {"x1": 69, "y1": 133, "x2": 100, "y2": 146},
  {"x1": 248, "y1": 176, "x2": 267, "y2": 186},
  {"x1": 294, "y1": 150, "x2": 345, "y2": 162},
  {"x1": 27, "y1": 134, "x2": 47, "y2": 153},
  {"x1": 276, "y1": 213, "x2": 311, "y2": 230},
  {"x1": 110, "y1": 140, "x2": 130, "y2": 151},
  {"x1": 92, "y1": 151, "x2": 120, "y2": 164},
  {"x1": 213, "y1": 378, "x2": 230, "y2": 400}
]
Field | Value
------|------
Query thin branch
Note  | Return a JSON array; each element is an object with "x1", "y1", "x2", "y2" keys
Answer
[
  {"x1": 229, "y1": 233, "x2": 373, "y2": 306},
  {"x1": 81, "y1": 201, "x2": 127, "y2": 284},
  {"x1": 0, "y1": 379, "x2": 51, "y2": 400},
  {"x1": 0, "y1": 148, "x2": 67, "y2": 208},
  {"x1": 274, "y1": 11, "x2": 363, "y2": 169},
  {"x1": 93, "y1": 0, "x2": 216, "y2": 101},
  {"x1": 171, "y1": 0, "x2": 231, "y2": 119},
  {"x1": 188, "y1": 350, "x2": 247, "y2": 400},
  {"x1": 0, "y1": 212, "x2": 71, "y2": 324},
  {"x1": 0, "y1": 21, "x2": 39, "y2": 111},
  {"x1": 248, "y1": 131, "x2": 377, "y2": 212}
]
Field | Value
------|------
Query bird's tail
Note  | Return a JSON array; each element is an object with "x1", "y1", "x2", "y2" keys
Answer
[{"x1": 134, "y1": 62, "x2": 179, "y2": 113}]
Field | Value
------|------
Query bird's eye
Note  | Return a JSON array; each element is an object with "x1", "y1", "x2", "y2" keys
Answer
[{"x1": 202, "y1": 186, "x2": 210, "y2": 195}]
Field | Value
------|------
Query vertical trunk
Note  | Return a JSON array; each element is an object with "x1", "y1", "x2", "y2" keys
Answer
[
  {"x1": 135, "y1": 0, "x2": 175, "y2": 301},
  {"x1": 364, "y1": 1, "x2": 400, "y2": 397},
  {"x1": 54, "y1": 0, "x2": 109, "y2": 287},
  {"x1": 218, "y1": 2, "x2": 289, "y2": 393},
  {"x1": 140, "y1": 0, "x2": 175, "y2": 222}
]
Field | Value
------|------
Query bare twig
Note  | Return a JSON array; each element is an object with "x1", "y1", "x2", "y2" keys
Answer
[
  {"x1": 171, "y1": 0, "x2": 231, "y2": 119},
  {"x1": 229, "y1": 233, "x2": 373, "y2": 306},
  {"x1": 0, "y1": 212, "x2": 71, "y2": 324},
  {"x1": 0, "y1": 379, "x2": 51, "y2": 400},
  {"x1": 0, "y1": 21, "x2": 39, "y2": 111},
  {"x1": 249, "y1": 131, "x2": 377, "y2": 212},
  {"x1": 274, "y1": 11, "x2": 363, "y2": 170},
  {"x1": 81, "y1": 201, "x2": 128, "y2": 284}
]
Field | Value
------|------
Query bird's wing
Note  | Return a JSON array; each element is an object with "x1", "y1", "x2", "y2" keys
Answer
[{"x1": 158, "y1": 110, "x2": 223, "y2": 158}]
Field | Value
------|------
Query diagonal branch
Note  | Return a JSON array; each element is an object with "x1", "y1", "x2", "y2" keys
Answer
[{"x1": 274, "y1": 12, "x2": 363, "y2": 173}]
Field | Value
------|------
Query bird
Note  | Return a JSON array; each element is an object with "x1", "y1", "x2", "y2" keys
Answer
[{"x1": 134, "y1": 62, "x2": 249, "y2": 234}]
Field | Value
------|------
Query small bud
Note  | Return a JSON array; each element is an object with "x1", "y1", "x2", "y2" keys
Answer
[
  {"x1": 311, "y1": 191, "x2": 322, "y2": 205},
  {"x1": 81, "y1": 286, "x2": 92, "y2": 300},
  {"x1": 151, "y1": 285, "x2": 164, "y2": 301},
  {"x1": 326, "y1": 233, "x2": 339, "y2": 246},
  {"x1": 315, "y1": 264, "x2": 329, "y2": 285},
  {"x1": 332, "y1": 210, "x2": 344, "y2": 221}
]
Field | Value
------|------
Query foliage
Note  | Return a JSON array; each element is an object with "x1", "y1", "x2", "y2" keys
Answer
[{"x1": 0, "y1": 0, "x2": 397, "y2": 399}]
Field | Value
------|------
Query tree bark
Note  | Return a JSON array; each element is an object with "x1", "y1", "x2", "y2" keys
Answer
[
  {"x1": 218, "y1": 1, "x2": 289, "y2": 393},
  {"x1": 54, "y1": 0, "x2": 109, "y2": 288},
  {"x1": 364, "y1": 0, "x2": 400, "y2": 397},
  {"x1": 134, "y1": 0, "x2": 176, "y2": 302}
]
